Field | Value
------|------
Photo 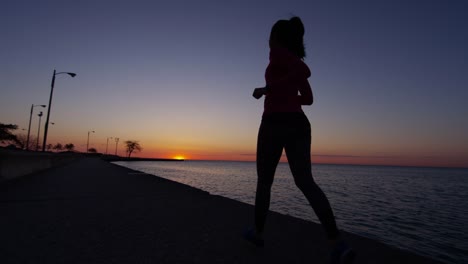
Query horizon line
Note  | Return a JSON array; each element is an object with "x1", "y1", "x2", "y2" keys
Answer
[{"x1": 139, "y1": 157, "x2": 468, "y2": 170}]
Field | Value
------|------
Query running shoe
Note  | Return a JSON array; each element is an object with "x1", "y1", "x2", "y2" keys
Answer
[
  {"x1": 330, "y1": 241, "x2": 356, "y2": 264},
  {"x1": 242, "y1": 227, "x2": 264, "y2": 247}
]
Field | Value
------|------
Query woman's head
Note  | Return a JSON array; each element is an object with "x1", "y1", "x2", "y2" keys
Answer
[{"x1": 269, "y1": 16, "x2": 305, "y2": 59}]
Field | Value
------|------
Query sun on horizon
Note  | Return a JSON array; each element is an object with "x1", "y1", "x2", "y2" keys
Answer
[{"x1": 174, "y1": 155, "x2": 185, "y2": 160}]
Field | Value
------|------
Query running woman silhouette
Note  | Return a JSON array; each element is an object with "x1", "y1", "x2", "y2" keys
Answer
[{"x1": 246, "y1": 16, "x2": 355, "y2": 264}]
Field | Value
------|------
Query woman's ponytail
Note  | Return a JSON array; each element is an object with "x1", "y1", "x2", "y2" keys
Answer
[
  {"x1": 289, "y1": 16, "x2": 306, "y2": 59},
  {"x1": 289, "y1": 16, "x2": 305, "y2": 38}
]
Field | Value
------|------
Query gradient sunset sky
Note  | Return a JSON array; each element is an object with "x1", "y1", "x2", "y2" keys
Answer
[{"x1": 1, "y1": 0, "x2": 467, "y2": 167}]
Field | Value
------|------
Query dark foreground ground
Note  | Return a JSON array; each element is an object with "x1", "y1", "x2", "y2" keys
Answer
[{"x1": 0, "y1": 158, "x2": 441, "y2": 264}]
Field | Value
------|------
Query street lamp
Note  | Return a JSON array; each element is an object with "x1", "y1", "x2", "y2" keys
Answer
[
  {"x1": 36, "y1": 111, "x2": 43, "y2": 151},
  {"x1": 42, "y1": 69, "x2": 76, "y2": 152},
  {"x1": 114, "y1": 137, "x2": 120, "y2": 156},
  {"x1": 106, "y1": 137, "x2": 113, "y2": 154},
  {"x1": 86, "y1": 130, "x2": 95, "y2": 153},
  {"x1": 26, "y1": 104, "x2": 46, "y2": 150}
]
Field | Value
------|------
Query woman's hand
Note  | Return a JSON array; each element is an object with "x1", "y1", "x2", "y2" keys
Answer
[{"x1": 252, "y1": 87, "x2": 267, "y2": 99}]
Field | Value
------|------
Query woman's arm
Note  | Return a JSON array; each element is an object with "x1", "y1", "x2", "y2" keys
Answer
[
  {"x1": 252, "y1": 87, "x2": 268, "y2": 99},
  {"x1": 297, "y1": 78, "x2": 313, "y2": 105}
]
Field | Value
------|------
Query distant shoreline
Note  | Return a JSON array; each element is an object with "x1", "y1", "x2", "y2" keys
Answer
[
  {"x1": 1, "y1": 147, "x2": 464, "y2": 169},
  {"x1": 154, "y1": 158, "x2": 468, "y2": 170},
  {"x1": 102, "y1": 156, "x2": 184, "y2": 162}
]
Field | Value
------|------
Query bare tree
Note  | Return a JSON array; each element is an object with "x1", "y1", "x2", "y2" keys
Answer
[
  {"x1": 46, "y1": 144, "x2": 53, "y2": 151},
  {"x1": 14, "y1": 134, "x2": 37, "y2": 150},
  {"x1": 53, "y1": 143, "x2": 63, "y2": 152},
  {"x1": 88, "y1": 148, "x2": 97, "y2": 153},
  {"x1": 64, "y1": 143, "x2": 75, "y2": 151},
  {"x1": 124, "y1": 140, "x2": 142, "y2": 158},
  {"x1": 0, "y1": 123, "x2": 19, "y2": 146}
]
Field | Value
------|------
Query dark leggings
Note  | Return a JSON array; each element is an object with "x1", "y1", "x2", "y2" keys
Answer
[{"x1": 255, "y1": 112, "x2": 340, "y2": 239}]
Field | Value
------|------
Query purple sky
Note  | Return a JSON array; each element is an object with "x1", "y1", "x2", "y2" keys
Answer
[{"x1": 1, "y1": 0, "x2": 467, "y2": 166}]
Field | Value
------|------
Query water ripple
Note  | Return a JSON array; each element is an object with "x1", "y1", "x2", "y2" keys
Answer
[{"x1": 115, "y1": 161, "x2": 468, "y2": 264}]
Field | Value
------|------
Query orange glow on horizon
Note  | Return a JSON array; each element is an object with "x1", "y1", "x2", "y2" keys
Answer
[
  {"x1": 138, "y1": 148, "x2": 468, "y2": 168},
  {"x1": 43, "y1": 134, "x2": 468, "y2": 168}
]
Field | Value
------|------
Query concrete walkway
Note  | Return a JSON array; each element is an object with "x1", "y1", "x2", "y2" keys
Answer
[{"x1": 0, "y1": 158, "x2": 440, "y2": 263}]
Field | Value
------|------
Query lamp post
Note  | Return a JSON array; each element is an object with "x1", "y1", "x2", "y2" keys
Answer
[
  {"x1": 36, "y1": 111, "x2": 43, "y2": 151},
  {"x1": 26, "y1": 104, "x2": 46, "y2": 150},
  {"x1": 114, "y1": 138, "x2": 120, "y2": 156},
  {"x1": 106, "y1": 137, "x2": 113, "y2": 154},
  {"x1": 86, "y1": 130, "x2": 95, "y2": 153},
  {"x1": 42, "y1": 69, "x2": 76, "y2": 152}
]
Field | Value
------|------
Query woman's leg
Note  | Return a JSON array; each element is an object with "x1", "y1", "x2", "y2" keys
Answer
[
  {"x1": 284, "y1": 117, "x2": 340, "y2": 240},
  {"x1": 255, "y1": 119, "x2": 284, "y2": 233}
]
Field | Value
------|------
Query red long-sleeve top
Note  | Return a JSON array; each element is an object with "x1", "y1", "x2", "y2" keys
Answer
[{"x1": 263, "y1": 47, "x2": 313, "y2": 115}]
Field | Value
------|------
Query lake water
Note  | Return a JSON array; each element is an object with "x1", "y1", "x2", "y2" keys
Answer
[{"x1": 114, "y1": 160, "x2": 468, "y2": 264}]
